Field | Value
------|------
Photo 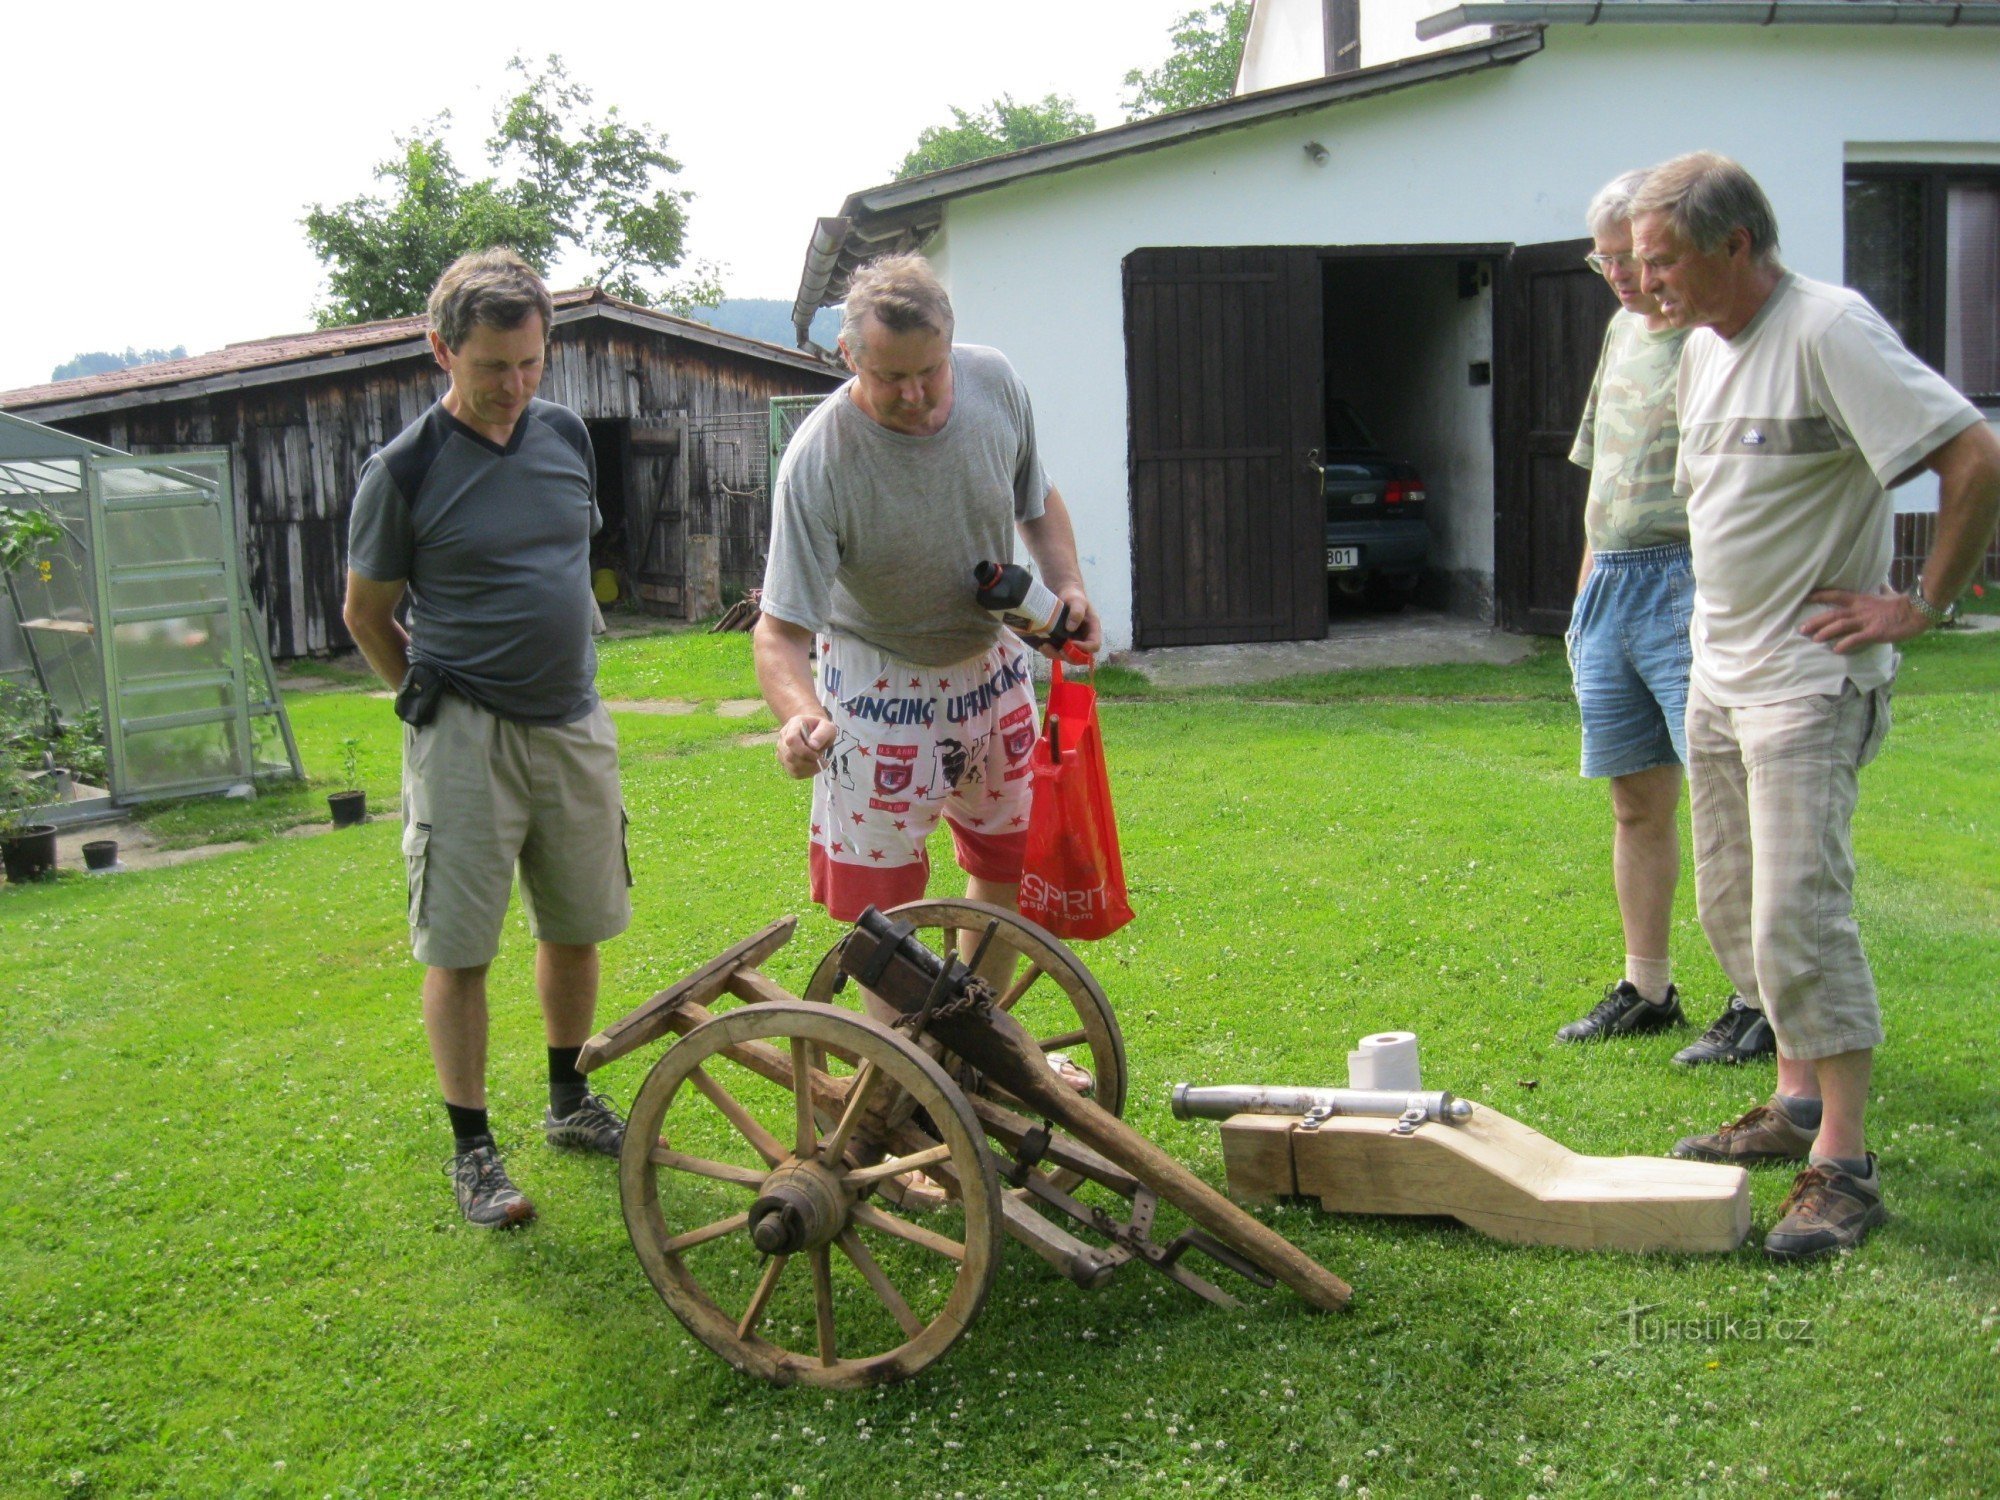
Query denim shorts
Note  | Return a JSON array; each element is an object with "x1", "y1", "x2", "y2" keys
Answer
[{"x1": 1566, "y1": 542, "x2": 1693, "y2": 779}]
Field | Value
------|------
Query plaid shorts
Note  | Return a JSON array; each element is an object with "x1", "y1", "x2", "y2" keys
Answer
[
  {"x1": 1687, "y1": 678, "x2": 1892, "y2": 1060},
  {"x1": 807, "y1": 632, "x2": 1038, "y2": 922}
]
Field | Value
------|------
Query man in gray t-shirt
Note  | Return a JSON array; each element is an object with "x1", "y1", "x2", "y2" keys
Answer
[
  {"x1": 344, "y1": 248, "x2": 631, "y2": 1232},
  {"x1": 756, "y1": 254, "x2": 1101, "y2": 925}
]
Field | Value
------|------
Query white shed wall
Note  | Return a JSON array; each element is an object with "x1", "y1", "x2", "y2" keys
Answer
[{"x1": 936, "y1": 25, "x2": 1999, "y2": 648}]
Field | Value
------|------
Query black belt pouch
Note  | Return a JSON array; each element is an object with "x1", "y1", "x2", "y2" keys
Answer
[{"x1": 395, "y1": 661, "x2": 449, "y2": 727}]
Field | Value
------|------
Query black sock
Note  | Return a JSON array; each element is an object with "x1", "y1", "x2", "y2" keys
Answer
[
  {"x1": 548, "y1": 1046, "x2": 588, "y2": 1118},
  {"x1": 445, "y1": 1101, "x2": 491, "y2": 1155}
]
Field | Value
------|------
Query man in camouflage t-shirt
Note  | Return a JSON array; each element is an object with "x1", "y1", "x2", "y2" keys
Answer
[{"x1": 1555, "y1": 170, "x2": 1763, "y2": 1064}]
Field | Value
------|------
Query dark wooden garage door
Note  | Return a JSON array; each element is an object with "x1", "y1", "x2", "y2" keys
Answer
[
  {"x1": 1495, "y1": 238, "x2": 1616, "y2": 634},
  {"x1": 1125, "y1": 248, "x2": 1326, "y2": 648}
]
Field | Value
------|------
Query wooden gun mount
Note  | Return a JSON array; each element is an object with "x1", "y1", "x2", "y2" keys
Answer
[
  {"x1": 581, "y1": 904, "x2": 1349, "y2": 1389},
  {"x1": 1212, "y1": 1104, "x2": 1750, "y2": 1254}
]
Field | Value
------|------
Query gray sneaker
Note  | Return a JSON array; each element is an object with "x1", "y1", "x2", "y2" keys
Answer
[
  {"x1": 447, "y1": 1142, "x2": 536, "y2": 1229},
  {"x1": 1670, "y1": 1099, "x2": 1815, "y2": 1164},
  {"x1": 544, "y1": 1092, "x2": 626, "y2": 1156}
]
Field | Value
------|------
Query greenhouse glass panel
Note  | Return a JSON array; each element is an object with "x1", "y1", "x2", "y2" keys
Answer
[{"x1": 0, "y1": 414, "x2": 300, "y2": 819}]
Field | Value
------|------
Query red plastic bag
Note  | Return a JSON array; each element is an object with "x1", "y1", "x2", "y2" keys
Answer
[{"x1": 1017, "y1": 658, "x2": 1135, "y2": 941}]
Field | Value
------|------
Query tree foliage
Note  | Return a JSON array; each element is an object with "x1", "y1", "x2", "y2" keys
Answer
[
  {"x1": 1122, "y1": 0, "x2": 1253, "y2": 120},
  {"x1": 892, "y1": 94, "x2": 1097, "y2": 181},
  {"x1": 302, "y1": 55, "x2": 720, "y2": 328},
  {"x1": 50, "y1": 347, "x2": 187, "y2": 382}
]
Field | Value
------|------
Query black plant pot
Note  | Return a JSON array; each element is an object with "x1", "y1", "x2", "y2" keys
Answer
[
  {"x1": 328, "y1": 790, "x2": 368, "y2": 828},
  {"x1": 2, "y1": 824, "x2": 59, "y2": 883},
  {"x1": 82, "y1": 839, "x2": 120, "y2": 872}
]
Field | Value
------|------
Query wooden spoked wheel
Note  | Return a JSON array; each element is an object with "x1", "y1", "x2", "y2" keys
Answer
[
  {"x1": 620, "y1": 1000, "x2": 1002, "y2": 1388},
  {"x1": 802, "y1": 900, "x2": 1128, "y2": 1193}
]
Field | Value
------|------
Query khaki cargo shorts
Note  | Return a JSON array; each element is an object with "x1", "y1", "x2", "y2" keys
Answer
[{"x1": 401, "y1": 694, "x2": 632, "y2": 970}]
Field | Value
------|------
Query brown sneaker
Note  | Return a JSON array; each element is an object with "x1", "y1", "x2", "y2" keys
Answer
[
  {"x1": 1764, "y1": 1155, "x2": 1886, "y2": 1260},
  {"x1": 1669, "y1": 1100, "x2": 1814, "y2": 1164}
]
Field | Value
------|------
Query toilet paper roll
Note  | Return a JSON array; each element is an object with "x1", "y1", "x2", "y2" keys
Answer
[{"x1": 1347, "y1": 1031, "x2": 1421, "y2": 1091}]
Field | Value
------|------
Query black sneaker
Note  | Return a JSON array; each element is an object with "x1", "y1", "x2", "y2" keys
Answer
[
  {"x1": 1673, "y1": 996, "x2": 1776, "y2": 1066},
  {"x1": 544, "y1": 1092, "x2": 626, "y2": 1156},
  {"x1": 1555, "y1": 981, "x2": 1686, "y2": 1043},
  {"x1": 447, "y1": 1141, "x2": 536, "y2": 1229}
]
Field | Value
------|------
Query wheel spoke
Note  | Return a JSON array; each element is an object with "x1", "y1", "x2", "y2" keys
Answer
[
  {"x1": 997, "y1": 962, "x2": 1044, "y2": 1012},
  {"x1": 688, "y1": 1063, "x2": 786, "y2": 1167},
  {"x1": 663, "y1": 1211, "x2": 751, "y2": 1255},
  {"x1": 1037, "y1": 1027, "x2": 1089, "y2": 1052},
  {"x1": 842, "y1": 1142, "x2": 953, "y2": 1188},
  {"x1": 852, "y1": 1201, "x2": 966, "y2": 1262},
  {"x1": 941, "y1": 925, "x2": 960, "y2": 965},
  {"x1": 837, "y1": 1229, "x2": 923, "y2": 1338},
  {"x1": 649, "y1": 1145, "x2": 769, "y2": 1188},
  {"x1": 790, "y1": 1038, "x2": 818, "y2": 1157},
  {"x1": 736, "y1": 1252, "x2": 789, "y2": 1340},
  {"x1": 811, "y1": 1246, "x2": 838, "y2": 1366},
  {"x1": 817, "y1": 1060, "x2": 885, "y2": 1167}
]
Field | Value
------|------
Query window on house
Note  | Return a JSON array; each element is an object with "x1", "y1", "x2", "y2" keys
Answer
[{"x1": 1845, "y1": 165, "x2": 2000, "y2": 405}]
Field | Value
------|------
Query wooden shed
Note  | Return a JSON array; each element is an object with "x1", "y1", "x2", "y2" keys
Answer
[{"x1": 0, "y1": 290, "x2": 844, "y2": 658}]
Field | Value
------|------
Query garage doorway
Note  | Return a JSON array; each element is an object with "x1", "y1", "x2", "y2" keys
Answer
[{"x1": 1124, "y1": 243, "x2": 1503, "y2": 648}]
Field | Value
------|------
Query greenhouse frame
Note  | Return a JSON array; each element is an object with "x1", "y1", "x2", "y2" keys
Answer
[{"x1": 0, "y1": 412, "x2": 301, "y2": 825}]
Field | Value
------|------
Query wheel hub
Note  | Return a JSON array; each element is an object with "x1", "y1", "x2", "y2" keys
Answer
[{"x1": 747, "y1": 1160, "x2": 849, "y2": 1255}]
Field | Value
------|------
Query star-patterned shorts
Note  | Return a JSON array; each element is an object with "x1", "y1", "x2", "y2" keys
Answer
[{"x1": 807, "y1": 631, "x2": 1039, "y2": 921}]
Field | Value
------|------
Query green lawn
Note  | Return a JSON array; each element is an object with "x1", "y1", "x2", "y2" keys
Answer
[{"x1": 4, "y1": 627, "x2": 1997, "y2": 1498}]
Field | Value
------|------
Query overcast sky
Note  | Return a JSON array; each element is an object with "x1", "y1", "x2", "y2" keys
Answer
[{"x1": 1, "y1": 0, "x2": 1208, "y2": 391}]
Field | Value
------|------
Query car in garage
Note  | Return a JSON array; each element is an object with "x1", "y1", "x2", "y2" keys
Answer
[{"x1": 1321, "y1": 398, "x2": 1429, "y2": 609}]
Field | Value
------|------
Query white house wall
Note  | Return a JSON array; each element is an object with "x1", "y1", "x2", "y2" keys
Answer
[
  {"x1": 1237, "y1": 0, "x2": 1494, "y2": 91},
  {"x1": 935, "y1": 24, "x2": 2000, "y2": 649}
]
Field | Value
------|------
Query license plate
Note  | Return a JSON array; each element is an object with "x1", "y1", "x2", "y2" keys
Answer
[{"x1": 1326, "y1": 546, "x2": 1360, "y2": 570}]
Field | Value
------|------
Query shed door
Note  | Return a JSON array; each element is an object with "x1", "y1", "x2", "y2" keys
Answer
[
  {"x1": 1495, "y1": 238, "x2": 1614, "y2": 634},
  {"x1": 1125, "y1": 248, "x2": 1326, "y2": 648}
]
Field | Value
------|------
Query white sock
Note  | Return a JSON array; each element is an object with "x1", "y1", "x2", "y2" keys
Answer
[{"x1": 1625, "y1": 955, "x2": 1673, "y2": 1004}]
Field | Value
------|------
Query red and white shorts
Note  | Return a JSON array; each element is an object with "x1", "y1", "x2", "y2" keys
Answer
[{"x1": 808, "y1": 632, "x2": 1039, "y2": 921}]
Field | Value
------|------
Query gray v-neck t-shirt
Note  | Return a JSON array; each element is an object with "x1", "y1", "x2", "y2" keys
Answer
[
  {"x1": 760, "y1": 344, "x2": 1050, "y2": 666},
  {"x1": 347, "y1": 398, "x2": 602, "y2": 725}
]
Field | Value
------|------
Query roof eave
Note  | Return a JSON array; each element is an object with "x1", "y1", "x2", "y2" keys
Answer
[
  {"x1": 791, "y1": 29, "x2": 1546, "y2": 335},
  {"x1": 1418, "y1": 0, "x2": 2000, "y2": 41},
  {"x1": 5, "y1": 301, "x2": 837, "y2": 421}
]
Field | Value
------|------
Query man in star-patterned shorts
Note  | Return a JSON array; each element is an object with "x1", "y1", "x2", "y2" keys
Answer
[
  {"x1": 804, "y1": 631, "x2": 1040, "y2": 917},
  {"x1": 755, "y1": 255, "x2": 1100, "y2": 921}
]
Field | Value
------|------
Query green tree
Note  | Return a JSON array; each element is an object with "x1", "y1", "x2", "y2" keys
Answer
[
  {"x1": 892, "y1": 94, "x2": 1096, "y2": 181},
  {"x1": 1122, "y1": 0, "x2": 1252, "y2": 119},
  {"x1": 302, "y1": 55, "x2": 721, "y2": 327}
]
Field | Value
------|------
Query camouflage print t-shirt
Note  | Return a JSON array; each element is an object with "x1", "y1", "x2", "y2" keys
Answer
[{"x1": 1570, "y1": 310, "x2": 1693, "y2": 552}]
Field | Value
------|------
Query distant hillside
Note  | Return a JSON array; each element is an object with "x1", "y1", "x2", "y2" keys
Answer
[
  {"x1": 51, "y1": 345, "x2": 187, "y2": 381},
  {"x1": 684, "y1": 299, "x2": 841, "y2": 350}
]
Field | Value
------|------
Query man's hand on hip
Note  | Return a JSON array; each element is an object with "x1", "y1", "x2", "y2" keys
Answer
[
  {"x1": 1800, "y1": 586, "x2": 1930, "y2": 653},
  {"x1": 777, "y1": 714, "x2": 836, "y2": 778}
]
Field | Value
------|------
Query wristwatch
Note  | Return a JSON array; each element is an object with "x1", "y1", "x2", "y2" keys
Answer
[{"x1": 1905, "y1": 583, "x2": 1960, "y2": 628}]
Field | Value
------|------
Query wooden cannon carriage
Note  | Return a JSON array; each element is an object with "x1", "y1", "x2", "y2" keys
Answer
[{"x1": 577, "y1": 901, "x2": 1350, "y2": 1388}]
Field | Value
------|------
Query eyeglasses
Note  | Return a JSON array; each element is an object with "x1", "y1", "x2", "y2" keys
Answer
[{"x1": 1586, "y1": 252, "x2": 1638, "y2": 275}]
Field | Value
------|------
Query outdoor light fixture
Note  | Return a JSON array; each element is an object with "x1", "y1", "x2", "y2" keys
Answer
[{"x1": 1303, "y1": 140, "x2": 1330, "y2": 165}]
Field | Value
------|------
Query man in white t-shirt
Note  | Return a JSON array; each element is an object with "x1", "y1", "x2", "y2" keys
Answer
[{"x1": 1630, "y1": 152, "x2": 2000, "y2": 1259}]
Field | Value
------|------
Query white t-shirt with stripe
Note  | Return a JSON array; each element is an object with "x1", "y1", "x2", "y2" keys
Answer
[{"x1": 1674, "y1": 273, "x2": 1983, "y2": 706}]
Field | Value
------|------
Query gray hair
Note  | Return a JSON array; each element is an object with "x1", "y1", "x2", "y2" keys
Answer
[
  {"x1": 839, "y1": 254, "x2": 954, "y2": 355},
  {"x1": 1585, "y1": 169, "x2": 1651, "y2": 238},
  {"x1": 427, "y1": 247, "x2": 555, "y2": 352},
  {"x1": 1629, "y1": 151, "x2": 1782, "y2": 265}
]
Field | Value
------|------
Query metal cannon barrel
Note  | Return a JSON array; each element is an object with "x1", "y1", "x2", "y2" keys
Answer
[{"x1": 1171, "y1": 1083, "x2": 1473, "y2": 1124}]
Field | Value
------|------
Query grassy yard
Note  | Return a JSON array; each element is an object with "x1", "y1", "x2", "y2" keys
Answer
[{"x1": 4, "y1": 625, "x2": 1997, "y2": 1498}]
